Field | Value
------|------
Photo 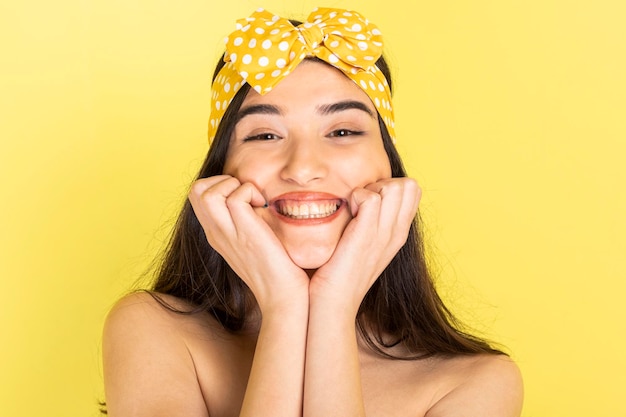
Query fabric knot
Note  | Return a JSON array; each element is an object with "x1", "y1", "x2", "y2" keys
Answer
[{"x1": 296, "y1": 23, "x2": 325, "y2": 52}]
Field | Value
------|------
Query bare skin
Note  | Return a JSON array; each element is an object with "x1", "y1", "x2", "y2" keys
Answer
[
  {"x1": 102, "y1": 62, "x2": 523, "y2": 416},
  {"x1": 103, "y1": 292, "x2": 523, "y2": 417}
]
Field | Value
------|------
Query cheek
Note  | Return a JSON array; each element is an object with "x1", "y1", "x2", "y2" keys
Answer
[
  {"x1": 372, "y1": 145, "x2": 393, "y2": 179},
  {"x1": 378, "y1": 156, "x2": 393, "y2": 178},
  {"x1": 223, "y1": 155, "x2": 272, "y2": 189},
  {"x1": 223, "y1": 153, "x2": 251, "y2": 178},
  {"x1": 346, "y1": 151, "x2": 392, "y2": 184}
]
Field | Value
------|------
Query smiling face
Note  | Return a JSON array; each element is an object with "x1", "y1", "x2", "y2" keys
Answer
[{"x1": 223, "y1": 60, "x2": 392, "y2": 269}]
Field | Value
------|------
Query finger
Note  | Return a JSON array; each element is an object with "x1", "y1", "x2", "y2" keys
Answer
[
  {"x1": 225, "y1": 182, "x2": 270, "y2": 233},
  {"x1": 390, "y1": 178, "x2": 421, "y2": 225},
  {"x1": 189, "y1": 176, "x2": 241, "y2": 235},
  {"x1": 402, "y1": 178, "x2": 422, "y2": 221},
  {"x1": 365, "y1": 178, "x2": 420, "y2": 223},
  {"x1": 349, "y1": 187, "x2": 382, "y2": 220},
  {"x1": 188, "y1": 175, "x2": 235, "y2": 199},
  {"x1": 188, "y1": 176, "x2": 241, "y2": 214},
  {"x1": 361, "y1": 179, "x2": 419, "y2": 251},
  {"x1": 227, "y1": 181, "x2": 267, "y2": 208},
  {"x1": 226, "y1": 183, "x2": 292, "y2": 249},
  {"x1": 363, "y1": 178, "x2": 405, "y2": 226}
]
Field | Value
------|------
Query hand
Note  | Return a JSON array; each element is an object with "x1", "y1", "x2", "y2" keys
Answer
[
  {"x1": 188, "y1": 175, "x2": 309, "y2": 313},
  {"x1": 310, "y1": 177, "x2": 421, "y2": 314}
]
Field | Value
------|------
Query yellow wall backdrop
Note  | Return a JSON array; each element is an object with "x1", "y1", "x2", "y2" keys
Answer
[{"x1": 2, "y1": 0, "x2": 625, "y2": 415}]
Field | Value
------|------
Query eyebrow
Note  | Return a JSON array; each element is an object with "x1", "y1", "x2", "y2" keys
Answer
[
  {"x1": 235, "y1": 99, "x2": 375, "y2": 125},
  {"x1": 317, "y1": 100, "x2": 375, "y2": 118},
  {"x1": 235, "y1": 104, "x2": 283, "y2": 124}
]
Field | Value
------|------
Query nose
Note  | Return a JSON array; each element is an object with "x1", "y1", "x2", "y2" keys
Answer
[{"x1": 280, "y1": 136, "x2": 328, "y2": 186}]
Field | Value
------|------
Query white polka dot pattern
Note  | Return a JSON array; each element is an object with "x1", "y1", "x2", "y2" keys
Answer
[{"x1": 208, "y1": 7, "x2": 396, "y2": 143}]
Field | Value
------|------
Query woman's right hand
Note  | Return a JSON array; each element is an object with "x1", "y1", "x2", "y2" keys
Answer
[{"x1": 188, "y1": 175, "x2": 309, "y2": 314}]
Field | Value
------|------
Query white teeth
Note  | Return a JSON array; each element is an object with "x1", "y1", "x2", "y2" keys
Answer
[{"x1": 277, "y1": 200, "x2": 340, "y2": 219}]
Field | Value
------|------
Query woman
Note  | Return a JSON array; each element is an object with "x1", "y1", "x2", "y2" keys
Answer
[{"x1": 102, "y1": 7, "x2": 523, "y2": 417}]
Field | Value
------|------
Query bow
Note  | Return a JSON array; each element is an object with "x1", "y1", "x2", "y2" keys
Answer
[
  {"x1": 208, "y1": 7, "x2": 395, "y2": 143},
  {"x1": 223, "y1": 7, "x2": 384, "y2": 94}
]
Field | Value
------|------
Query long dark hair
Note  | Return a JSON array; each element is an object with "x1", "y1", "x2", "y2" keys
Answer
[{"x1": 150, "y1": 44, "x2": 503, "y2": 359}]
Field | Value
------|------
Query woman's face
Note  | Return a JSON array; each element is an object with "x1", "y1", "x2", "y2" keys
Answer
[{"x1": 223, "y1": 60, "x2": 392, "y2": 269}]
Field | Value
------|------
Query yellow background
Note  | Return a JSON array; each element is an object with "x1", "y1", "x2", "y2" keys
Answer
[{"x1": 1, "y1": 0, "x2": 625, "y2": 415}]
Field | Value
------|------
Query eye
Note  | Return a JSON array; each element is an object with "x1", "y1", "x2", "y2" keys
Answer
[
  {"x1": 243, "y1": 132, "x2": 282, "y2": 141},
  {"x1": 328, "y1": 129, "x2": 364, "y2": 138}
]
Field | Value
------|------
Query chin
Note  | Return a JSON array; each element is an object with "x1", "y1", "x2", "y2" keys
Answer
[{"x1": 285, "y1": 244, "x2": 335, "y2": 270}]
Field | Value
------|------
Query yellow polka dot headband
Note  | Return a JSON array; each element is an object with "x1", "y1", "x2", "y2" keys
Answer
[{"x1": 209, "y1": 7, "x2": 396, "y2": 143}]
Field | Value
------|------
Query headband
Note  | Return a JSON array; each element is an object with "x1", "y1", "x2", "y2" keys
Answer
[{"x1": 208, "y1": 7, "x2": 396, "y2": 143}]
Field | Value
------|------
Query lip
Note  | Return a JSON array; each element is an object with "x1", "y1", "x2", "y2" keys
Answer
[{"x1": 269, "y1": 191, "x2": 347, "y2": 225}]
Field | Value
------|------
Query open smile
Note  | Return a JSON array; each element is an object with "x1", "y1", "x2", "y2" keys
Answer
[
  {"x1": 269, "y1": 192, "x2": 346, "y2": 223},
  {"x1": 275, "y1": 199, "x2": 342, "y2": 219}
]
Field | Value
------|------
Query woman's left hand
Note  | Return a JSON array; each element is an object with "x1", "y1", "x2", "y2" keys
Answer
[{"x1": 310, "y1": 177, "x2": 421, "y2": 315}]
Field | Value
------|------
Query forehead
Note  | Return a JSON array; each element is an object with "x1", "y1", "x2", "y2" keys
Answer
[{"x1": 240, "y1": 60, "x2": 376, "y2": 110}]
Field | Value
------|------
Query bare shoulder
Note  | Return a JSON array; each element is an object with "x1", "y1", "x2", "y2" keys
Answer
[
  {"x1": 426, "y1": 354, "x2": 524, "y2": 417},
  {"x1": 105, "y1": 290, "x2": 183, "y2": 322},
  {"x1": 104, "y1": 291, "x2": 219, "y2": 346},
  {"x1": 103, "y1": 292, "x2": 215, "y2": 417}
]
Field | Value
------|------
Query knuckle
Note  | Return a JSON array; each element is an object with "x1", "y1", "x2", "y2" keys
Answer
[
  {"x1": 385, "y1": 180, "x2": 403, "y2": 194},
  {"x1": 189, "y1": 179, "x2": 207, "y2": 197},
  {"x1": 224, "y1": 188, "x2": 246, "y2": 209},
  {"x1": 238, "y1": 182, "x2": 255, "y2": 197},
  {"x1": 404, "y1": 177, "x2": 419, "y2": 190},
  {"x1": 201, "y1": 192, "x2": 220, "y2": 208},
  {"x1": 224, "y1": 194, "x2": 238, "y2": 209},
  {"x1": 365, "y1": 190, "x2": 382, "y2": 204}
]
